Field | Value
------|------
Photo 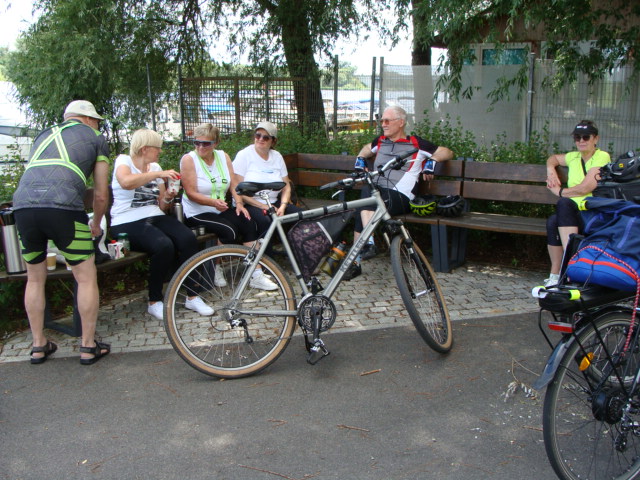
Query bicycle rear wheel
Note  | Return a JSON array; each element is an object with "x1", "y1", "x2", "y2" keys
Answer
[
  {"x1": 164, "y1": 245, "x2": 297, "y2": 379},
  {"x1": 543, "y1": 311, "x2": 640, "y2": 480},
  {"x1": 390, "y1": 235, "x2": 453, "y2": 353}
]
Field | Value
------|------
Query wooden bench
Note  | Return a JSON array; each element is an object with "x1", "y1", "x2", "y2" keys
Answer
[
  {"x1": 283, "y1": 153, "x2": 567, "y2": 273},
  {"x1": 436, "y1": 160, "x2": 568, "y2": 272},
  {"x1": 283, "y1": 153, "x2": 464, "y2": 271}
]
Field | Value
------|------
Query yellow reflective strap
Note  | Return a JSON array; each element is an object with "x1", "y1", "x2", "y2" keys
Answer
[
  {"x1": 569, "y1": 289, "x2": 581, "y2": 300},
  {"x1": 25, "y1": 121, "x2": 88, "y2": 185}
]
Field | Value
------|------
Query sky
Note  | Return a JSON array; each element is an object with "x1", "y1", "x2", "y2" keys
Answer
[{"x1": 0, "y1": 1, "x2": 413, "y2": 75}]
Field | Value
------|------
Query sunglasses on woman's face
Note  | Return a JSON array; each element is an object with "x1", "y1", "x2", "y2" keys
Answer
[
  {"x1": 254, "y1": 133, "x2": 273, "y2": 141},
  {"x1": 573, "y1": 134, "x2": 592, "y2": 142},
  {"x1": 193, "y1": 140, "x2": 214, "y2": 147}
]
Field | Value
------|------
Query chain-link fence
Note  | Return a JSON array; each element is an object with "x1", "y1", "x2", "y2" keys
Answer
[
  {"x1": 382, "y1": 61, "x2": 640, "y2": 155},
  {"x1": 178, "y1": 58, "x2": 640, "y2": 154}
]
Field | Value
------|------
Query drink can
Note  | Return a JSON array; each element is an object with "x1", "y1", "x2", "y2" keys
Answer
[{"x1": 354, "y1": 157, "x2": 367, "y2": 171}]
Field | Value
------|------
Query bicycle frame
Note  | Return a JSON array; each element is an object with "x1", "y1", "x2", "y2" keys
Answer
[{"x1": 226, "y1": 184, "x2": 395, "y2": 318}]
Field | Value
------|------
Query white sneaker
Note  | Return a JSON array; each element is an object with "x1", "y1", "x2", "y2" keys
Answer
[
  {"x1": 214, "y1": 266, "x2": 227, "y2": 287},
  {"x1": 544, "y1": 274, "x2": 560, "y2": 287},
  {"x1": 250, "y1": 271, "x2": 278, "y2": 291},
  {"x1": 148, "y1": 301, "x2": 164, "y2": 320},
  {"x1": 185, "y1": 296, "x2": 214, "y2": 316}
]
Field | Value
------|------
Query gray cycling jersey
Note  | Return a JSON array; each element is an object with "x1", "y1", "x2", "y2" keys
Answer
[{"x1": 13, "y1": 120, "x2": 110, "y2": 211}]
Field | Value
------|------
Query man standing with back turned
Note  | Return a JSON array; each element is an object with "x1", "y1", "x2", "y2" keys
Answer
[{"x1": 13, "y1": 100, "x2": 111, "y2": 365}]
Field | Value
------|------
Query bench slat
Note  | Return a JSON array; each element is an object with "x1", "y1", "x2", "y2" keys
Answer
[
  {"x1": 463, "y1": 181, "x2": 556, "y2": 204},
  {"x1": 439, "y1": 212, "x2": 547, "y2": 235}
]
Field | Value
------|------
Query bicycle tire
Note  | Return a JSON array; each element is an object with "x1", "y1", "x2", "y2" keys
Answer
[
  {"x1": 163, "y1": 245, "x2": 297, "y2": 379},
  {"x1": 390, "y1": 235, "x2": 453, "y2": 353},
  {"x1": 543, "y1": 311, "x2": 640, "y2": 480}
]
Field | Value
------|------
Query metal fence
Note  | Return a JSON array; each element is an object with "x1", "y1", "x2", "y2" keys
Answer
[
  {"x1": 180, "y1": 76, "x2": 305, "y2": 138},
  {"x1": 178, "y1": 58, "x2": 640, "y2": 155},
  {"x1": 382, "y1": 60, "x2": 640, "y2": 155}
]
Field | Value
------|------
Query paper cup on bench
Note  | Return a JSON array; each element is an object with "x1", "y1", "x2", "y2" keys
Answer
[
  {"x1": 168, "y1": 177, "x2": 181, "y2": 195},
  {"x1": 46, "y1": 252, "x2": 57, "y2": 271}
]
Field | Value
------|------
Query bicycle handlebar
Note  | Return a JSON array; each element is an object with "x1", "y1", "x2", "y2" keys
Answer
[{"x1": 319, "y1": 148, "x2": 419, "y2": 191}]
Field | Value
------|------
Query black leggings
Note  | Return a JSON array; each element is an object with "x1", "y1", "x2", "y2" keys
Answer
[
  {"x1": 546, "y1": 197, "x2": 582, "y2": 246},
  {"x1": 354, "y1": 186, "x2": 410, "y2": 233},
  {"x1": 245, "y1": 201, "x2": 304, "y2": 237},
  {"x1": 185, "y1": 209, "x2": 259, "y2": 244},
  {"x1": 110, "y1": 215, "x2": 198, "y2": 302}
]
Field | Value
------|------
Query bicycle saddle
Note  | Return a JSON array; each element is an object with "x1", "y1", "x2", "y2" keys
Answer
[{"x1": 236, "y1": 181, "x2": 286, "y2": 196}]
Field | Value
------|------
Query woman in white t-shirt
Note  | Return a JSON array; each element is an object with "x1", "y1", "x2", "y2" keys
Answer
[
  {"x1": 233, "y1": 121, "x2": 303, "y2": 237},
  {"x1": 109, "y1": 129, "x2": 214, "y2": 320},
  {"x1": 180, "y1": 123, "x2": 277, "y2": 291}
]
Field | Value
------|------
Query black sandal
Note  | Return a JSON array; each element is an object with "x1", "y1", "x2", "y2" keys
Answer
[
  {"x1": 30, "y1": 341, "x2": 58, "y2": 365},
  {"x1": 79, "y1": 340, "x2": 111, "y2": 366}
]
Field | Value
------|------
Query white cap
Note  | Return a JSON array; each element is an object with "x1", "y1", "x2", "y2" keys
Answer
[
  {"x1": 255, "y1": 121, "x2": 277, "y2": 138},
  {"x1": 64, "y1": 100, "x2": 104, "y2": 120}
]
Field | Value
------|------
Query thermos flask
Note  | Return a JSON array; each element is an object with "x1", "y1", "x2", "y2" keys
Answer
[{"x1": 0, "y1": 208, "x2": 27, "y2": 274}]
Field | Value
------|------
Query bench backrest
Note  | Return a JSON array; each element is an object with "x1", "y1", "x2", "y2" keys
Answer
[
  {"x1": 284, "y1": 153, "x2": 463, "y2": 197},
  {"x1": 462, "y1": 161, "x2": 568, "y2": 205}
]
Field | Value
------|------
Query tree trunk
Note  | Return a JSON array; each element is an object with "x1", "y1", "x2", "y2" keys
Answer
[
  {"x1": 411, "y1": 0, "x2": 434, "y2": 126},
  {"x1": 278, "y1": 1, "x2": 325, "y2": 128}
]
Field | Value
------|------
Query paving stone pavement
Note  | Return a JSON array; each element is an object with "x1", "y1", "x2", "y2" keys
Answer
[{"x1": 0, "y1": 254, "x2": 544, "y2": 363}]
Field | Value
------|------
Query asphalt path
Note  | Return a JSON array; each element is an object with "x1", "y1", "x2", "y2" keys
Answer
[{"x1": 0, "y1": 313, "x2": 559, "y2": 480}]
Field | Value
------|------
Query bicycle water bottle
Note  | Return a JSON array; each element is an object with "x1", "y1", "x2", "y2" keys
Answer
[{"x1": 320, "y1": 241, "x2": 347, "y2": 276}]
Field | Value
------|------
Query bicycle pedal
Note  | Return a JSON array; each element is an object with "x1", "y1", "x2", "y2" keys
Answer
[{"x1": 307, "y1": 348, "x2": 330, "y2": 365}]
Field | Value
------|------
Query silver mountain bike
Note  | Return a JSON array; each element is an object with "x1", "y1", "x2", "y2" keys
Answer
[{"x1": 163, "y1": 149, "x2": 453, "y2": 378}]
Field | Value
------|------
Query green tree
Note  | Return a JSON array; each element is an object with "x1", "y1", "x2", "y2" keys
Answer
[
  {"x1": 6, "y1": 0, "x2": 208, "y2": 148},
  {"x1": 0, "y1": 47, "x2": 8, "y2": 81},
  {"x1": 196, "y1": 0, "x2": 401, "y2": 126},
  {"x1": 408, "y1": 0, "x2": 640, "y2": 101}
]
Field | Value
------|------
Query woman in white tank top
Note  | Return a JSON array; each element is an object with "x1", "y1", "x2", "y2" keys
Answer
[{"x1": 179, "y1": 123, "x2": 277, "y2": 291}]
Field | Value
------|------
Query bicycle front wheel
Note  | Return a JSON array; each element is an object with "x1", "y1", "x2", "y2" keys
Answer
[
  {"x1": 543, "y1": 311, "x2": 640, "y2": 480},
  {"x1": 164, "y1": 245, "x2": 297, "y2": 379},
  {"x1": 390, "y1": 235, "x2": 453, "y2": 353}
]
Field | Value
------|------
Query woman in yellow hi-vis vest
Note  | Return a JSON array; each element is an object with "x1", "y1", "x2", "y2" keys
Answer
[{"x1": 544, "y1": 120, "x2": 611, "y2": 286}]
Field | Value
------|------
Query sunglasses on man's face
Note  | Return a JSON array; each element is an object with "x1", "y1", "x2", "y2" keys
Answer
[
  {"x1": 573, "y1": 134, "x2": 592, "y2": 142},
  {"x1": 193, "y1": 140, "x2": 215, "y2": 147},
  {"x1": 254, "y1": 133, "x2": 273, "y2": 141}
]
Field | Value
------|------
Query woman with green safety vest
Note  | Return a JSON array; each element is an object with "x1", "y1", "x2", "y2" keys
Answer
[
  {"x1": 179, "y1": 123, "x2": 277, "y2": 291},
  {"x1": 543, "y1": 119, "x2": 611, "y2": 287}
]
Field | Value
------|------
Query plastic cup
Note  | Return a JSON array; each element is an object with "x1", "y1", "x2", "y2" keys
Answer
[{"x1": 46, "y1": 252, "x2": 57, "y2": 271}]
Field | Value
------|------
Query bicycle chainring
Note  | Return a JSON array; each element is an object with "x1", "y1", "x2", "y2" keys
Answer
[{"x1": 298, "y1": 295, "x2": 336, "y2": 333}]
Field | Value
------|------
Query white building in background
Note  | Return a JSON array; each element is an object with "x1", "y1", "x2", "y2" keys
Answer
[{"x1": 0, "y1": 81, "x2": 33, "y2": 161}]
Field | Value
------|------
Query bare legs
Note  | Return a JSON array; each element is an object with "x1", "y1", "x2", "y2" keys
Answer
[
  {"x1": 547, "y1": 226, "x2": 578, "y2": 276},
  {"x1": 25, "y1": 256, "x2": 105, "y2": 362}
]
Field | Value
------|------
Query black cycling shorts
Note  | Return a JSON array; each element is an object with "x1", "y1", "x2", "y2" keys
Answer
[{"x1": 14, "y1": 208, "x2": 93, "y2": 265}]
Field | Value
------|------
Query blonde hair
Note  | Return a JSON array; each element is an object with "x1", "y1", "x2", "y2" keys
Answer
[
  {"x1": 193, "y1": 123, "x2": 220, "y2": 143},
  {"x1": 130, "y1": 129, "x2": 163, "y2": 156}
]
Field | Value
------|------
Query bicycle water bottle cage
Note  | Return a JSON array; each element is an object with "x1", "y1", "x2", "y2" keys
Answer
[{"x1": 236, "y1": 181, "x2": 286, "y2": 197}]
